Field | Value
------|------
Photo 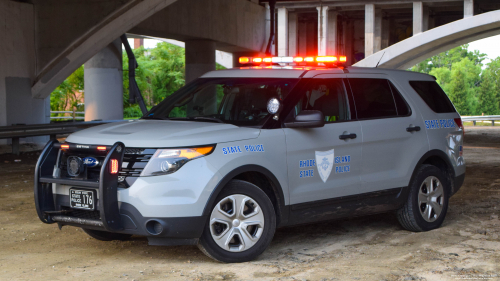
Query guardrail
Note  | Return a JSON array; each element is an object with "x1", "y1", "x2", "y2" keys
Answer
[
  {"x1": 461, "y1": 115, "x2": 500, "y2": 126},
  {"x1": 50, "y1": 111, "x2": 85, "y2": 120},
  {"x1": 0, "y1": 120, "x2": 121, "y2": 155}
]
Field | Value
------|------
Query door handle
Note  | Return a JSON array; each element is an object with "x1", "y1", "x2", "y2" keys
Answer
[
  {"x1": 339, "y1": 133, "x2": 357, "y2": 140},
  {"x1": 406, "y1": 126, "x2": 421, "y2": 132}
]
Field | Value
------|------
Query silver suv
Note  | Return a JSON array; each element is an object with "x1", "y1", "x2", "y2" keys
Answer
[{"x1": 35, "y1": 57, "x2": 465, "y2": 263}]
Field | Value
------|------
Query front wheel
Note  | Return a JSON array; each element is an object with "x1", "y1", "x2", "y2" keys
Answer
[
  {"x1": 198, "y1": 180, "x2": 276, "y2": 263},
  {"x1": 397, "y1": 164, "x2": 450, "y2": 232}
]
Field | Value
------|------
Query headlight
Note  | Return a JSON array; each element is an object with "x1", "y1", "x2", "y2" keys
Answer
[{"x1": 140, "y1": 146, "x2": 215, "y2": 176}]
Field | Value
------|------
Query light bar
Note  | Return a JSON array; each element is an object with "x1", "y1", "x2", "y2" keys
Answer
[
  {"x1": 238, "y1": 56, "x2": 348, "y2": 67},
  {"x1": 97, "y1": 146, "x2": 107, "y2": 151},
  {"x1": 60, "y1": 144, "x2": 69, "y2": 149}
]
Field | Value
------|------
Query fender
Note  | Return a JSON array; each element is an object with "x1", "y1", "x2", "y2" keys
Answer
[
  {"x1": 407, "y1": 149, "x2": 456, "y2": 196},
  {"x1": 202, "y1": 164, "x2": 289, "y2": 226}
]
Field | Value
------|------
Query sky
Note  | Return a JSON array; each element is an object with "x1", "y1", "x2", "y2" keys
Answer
[{"x1": 468, "y1": 34, "x2": 500, "y2": 64}]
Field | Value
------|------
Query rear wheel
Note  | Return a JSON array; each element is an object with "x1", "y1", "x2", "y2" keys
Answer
[
  {"x1": 397, "y1": 164, "x2": 449, "y2": 232},
  {"x1": 82, "y1": 228, "x2": 132, "y2": 241},
  {"x1": 198, "y1": 180, "x2": 276, "y2": 263}
]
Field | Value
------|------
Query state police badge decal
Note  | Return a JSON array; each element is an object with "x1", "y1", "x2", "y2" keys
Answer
[{"x1": 315, "y1": 149, "x2": 334, "y2": 183}]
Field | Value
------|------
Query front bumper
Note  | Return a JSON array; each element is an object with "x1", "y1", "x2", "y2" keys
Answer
[{"x1": 34, "y1": 140, "x2": 209, "y2": 245}]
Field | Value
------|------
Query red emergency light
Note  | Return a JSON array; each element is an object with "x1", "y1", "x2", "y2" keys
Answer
[{"x1": 239, "y1": 56, "x2": 348, "y2": 67}]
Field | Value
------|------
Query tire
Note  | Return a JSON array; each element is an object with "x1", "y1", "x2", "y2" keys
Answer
[
  {"x1": 198, "y1": 180, "x2": 277, "y2": 263},
  {"x1": 82, "y1": 228, "x2": 132, "y2": 241},
  {"x1": 397, "y1": 164, "x2": 450, "y2": 232}
]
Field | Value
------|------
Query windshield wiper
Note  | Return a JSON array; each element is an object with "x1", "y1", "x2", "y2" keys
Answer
[
  {"x1": 141, "y1": 116, "x2": 169, "y2": 120},
  {"x1": 167, "y1": 117, "x2": 224, "y2": 123},
  {"x1": 193, "y1": 117, "x2": 224, "y2": 123}
]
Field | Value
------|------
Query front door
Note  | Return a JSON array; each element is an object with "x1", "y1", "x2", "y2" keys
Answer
[{"x1": 284, "y1": 76, "x2": 363, "y2": 206}]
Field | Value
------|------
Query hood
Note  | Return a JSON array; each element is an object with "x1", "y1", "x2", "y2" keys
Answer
[{"x1": 65, "y1": 120, "x2": 260, "y2": 147}]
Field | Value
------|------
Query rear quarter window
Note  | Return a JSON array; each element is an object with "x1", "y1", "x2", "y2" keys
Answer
[{"x1": 409, "y1": 81, "x2": 456, "y2": 113}]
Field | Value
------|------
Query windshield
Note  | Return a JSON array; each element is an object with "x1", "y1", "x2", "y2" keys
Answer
[{"x1": 143, "y1": 78, "x2": 299, "y2": 126}]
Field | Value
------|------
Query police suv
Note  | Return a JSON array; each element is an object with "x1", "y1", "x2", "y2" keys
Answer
[{"x1": 35, "y1": 55, "x2": 465, "y2": 263}]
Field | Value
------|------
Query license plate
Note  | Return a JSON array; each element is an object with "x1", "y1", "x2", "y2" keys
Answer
[{"x1": 70, "y1": 189, "x2": 95, "y2": 210}]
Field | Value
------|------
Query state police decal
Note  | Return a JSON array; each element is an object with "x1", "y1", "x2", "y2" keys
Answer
[{"x1": 315, "y1": 149, "x2": 334, "y2": 183}]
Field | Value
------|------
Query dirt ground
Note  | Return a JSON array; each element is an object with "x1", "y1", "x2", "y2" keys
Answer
[{"x1": 0, "y1": 127, "x2": 499, "y2": 281}]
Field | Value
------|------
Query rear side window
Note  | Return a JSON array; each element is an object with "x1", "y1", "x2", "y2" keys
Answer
[
  {"x1": 409, "y1": 81, "x2": 456, "y2": 113},
  {"x1": 389, "y1": 82, "x2": 411, "y2": 116},
  {"x1": 348, "y1": 78, "x2": 398, "y2": 119}
]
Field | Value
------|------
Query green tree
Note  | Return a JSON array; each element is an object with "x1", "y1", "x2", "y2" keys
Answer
[
  {"x1": 50, "y1": 65, "x2": 84, "y2": 118},
  {"x1": 447, "y1": 69, "x2": 470, "y2": 115},
  {"x1": 478, "y1": 69, "x2": 499, "y2": 115}
]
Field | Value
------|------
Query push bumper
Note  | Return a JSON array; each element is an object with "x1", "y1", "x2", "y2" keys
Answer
[{"x1": 34, "y1": 140, "x2": 207, "y2": 245}]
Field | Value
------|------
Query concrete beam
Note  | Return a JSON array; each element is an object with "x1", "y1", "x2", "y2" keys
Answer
[
  {"x1": 354, "y1": 9, "x2": 500, "y2": 69},
  {"x1": 32, "y1": 0, "x2": 179, "y2": 99},
  {"x1": 278, "y1": 7, "x2": 289, "y2": 56}
]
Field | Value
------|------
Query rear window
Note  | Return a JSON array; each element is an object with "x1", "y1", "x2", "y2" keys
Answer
[{"x1": 409, "y1": 81, "x2": 456, "y2": 113}]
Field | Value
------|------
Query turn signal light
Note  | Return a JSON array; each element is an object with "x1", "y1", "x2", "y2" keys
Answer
[
  {"x1": 110, "y1": 159, "x2": 119, "y2": 174},
  {"x1": 239, "y1": 57, "x2": 250, "y2": 64}
]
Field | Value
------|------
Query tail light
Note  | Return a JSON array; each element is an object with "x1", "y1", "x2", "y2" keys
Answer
[
  {"x1": 110, "y1": 159, "x2": 119, "y2": 174},
  {"x1": 454, "y1": 118, "x2": 464, "y2": 131}
]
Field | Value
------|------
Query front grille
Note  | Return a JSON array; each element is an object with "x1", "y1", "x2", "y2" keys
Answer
[
  {"x1": 120, "y1": 149, "x2": 156, "y2": 178},
  {"x1": 61, "y1": 207, "x2": 100, "y2": 220}
]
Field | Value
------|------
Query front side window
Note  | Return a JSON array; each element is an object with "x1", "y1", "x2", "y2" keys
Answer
[
  {"x1": 291, "y1": 79, "x2": 350, "y2": 122},
  {"x1": 144, "y1": 78, "x2": 299, "y2": 127},
  {"x1": 348, "y1": 78, "x2": 400, "y2": 119}
]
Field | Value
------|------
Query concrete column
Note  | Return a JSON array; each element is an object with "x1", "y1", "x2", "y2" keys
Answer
[
  {"x1": 374, "y1": 9, "x2": 382, "y2": 53},
  {"x1": 423, "y1": 6, "x2": 430, "y2": 31},
  {"x1": 345, "y1": 19, "x2": 354, "y2": 65},
  {"x1": 265, "y1": 4, "x2": 275, "y2": 55},
  {"x1": 413, "y1": 2, "x2": 424, "y2": 35},
  {"x1": 288, "y1": 12, "x2": 298, "y2": 57},
  {"x1": 317, "y1": 6, "x2": 329, "y2": 56},
  {"x1": 464, "y1": 0, "x2": 474, "y2": 17},
  {"x1": 327, "y1": 10, "x2": 338, "y2": 55},
  {"x1": 365, "y1": 4, "x2": 376, "y2": 57},
  {"x1": 298, "y1": 19, "x2": 307, "y2": 56},
  {"x1": 84, "y1": 39, "x2": 123, "y2": 121},
  {"x1": 185, "y1": 40, "x2": 216, "y2": 83},
  {"x1": 277, "y1": 7, "x2": 289, "y2": 56},
  {"x1": 382, "y1": 17, "x2": 390, "y2": 49}
]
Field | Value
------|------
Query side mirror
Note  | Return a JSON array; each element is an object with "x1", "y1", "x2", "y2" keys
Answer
[{"x1": 284, "y1": 110, "x2": 325, "y2": 128}]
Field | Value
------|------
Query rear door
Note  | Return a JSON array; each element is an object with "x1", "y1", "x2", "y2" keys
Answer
[
  {"x1": 284, "y1": 75, "x2": 363, "y2": 205},
  {"x1": 346, "y1": 75, "x2": 428, "y2": 193}
]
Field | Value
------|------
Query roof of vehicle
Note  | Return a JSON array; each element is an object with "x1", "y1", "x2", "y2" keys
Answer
[{"x1": 201, "y1": 66, "x2": 435, "y2": 80}]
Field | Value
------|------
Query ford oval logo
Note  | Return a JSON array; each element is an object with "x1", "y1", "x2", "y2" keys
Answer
[{"x1": 82, "y1": 157, "x2": 99, "y2": 168}]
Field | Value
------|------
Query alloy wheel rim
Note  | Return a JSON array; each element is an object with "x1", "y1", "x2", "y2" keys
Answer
[
  {"x1": 209, "y1": 194, "x2": 265, "y2": 252},
  {"x1": 418, "y1": 176, "x2": 444, "y2": 222}
]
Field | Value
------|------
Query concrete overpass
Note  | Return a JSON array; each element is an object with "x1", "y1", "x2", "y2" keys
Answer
[
  {"x1": 2, "y1": 0, "x2": 500, "y2": 147},
  {"x1": 0, "y1": 0, "x2": 266, "y2": 145}
]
